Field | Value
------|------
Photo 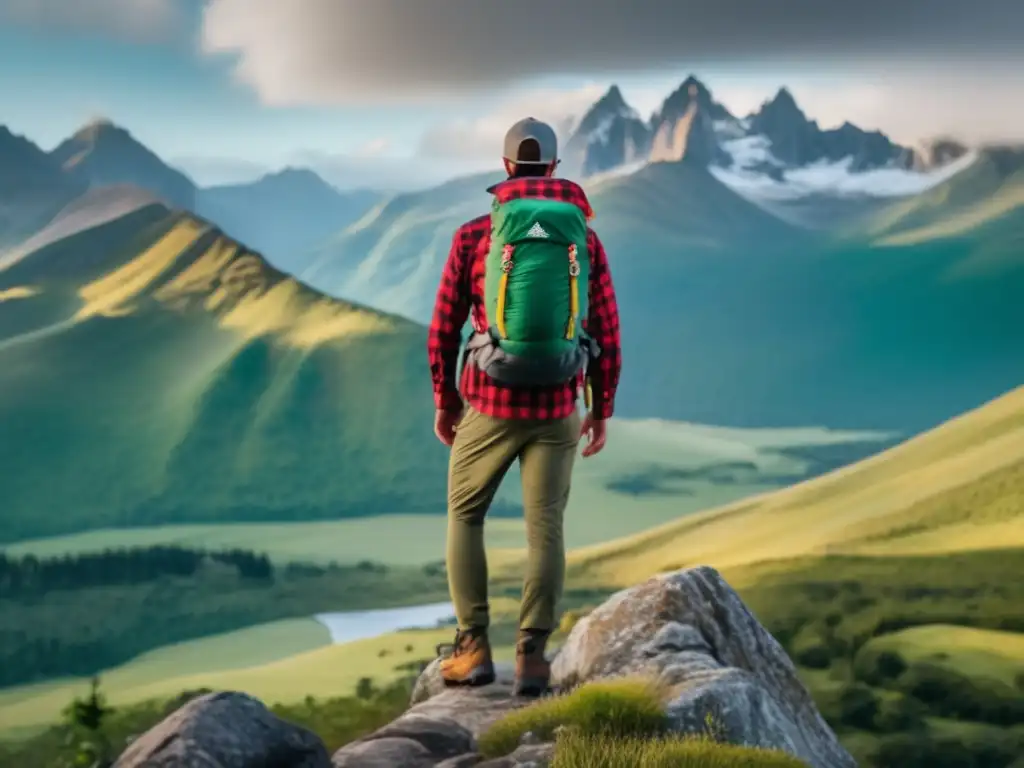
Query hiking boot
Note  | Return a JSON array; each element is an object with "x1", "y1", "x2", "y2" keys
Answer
[
  {"x1": 437, "y1": 628, "x2": 495, "y2": 687},
  {"x1": 513, "y1": 630, "x2": 550, "y2": 697}
]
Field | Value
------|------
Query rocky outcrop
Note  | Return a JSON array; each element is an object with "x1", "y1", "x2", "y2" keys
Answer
[
  {"x1": 116, "y1": 567, "x2": 854, "y2": 768},
  {"x1": 334, "y1": 566, "x2": 853, "y2": 768},
  {"x1": 113, "y1": 691, "x2": 331, "y2": 768},
  {"x1": 332, "y1": 664, "x2": 544, "y2": 767},
  {"x1": 551, "y1": 567, "x2": 855, "y2": 768}
]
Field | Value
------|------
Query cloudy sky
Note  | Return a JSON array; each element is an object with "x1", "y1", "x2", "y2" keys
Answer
[{"x1": 1, "y1": 0, "x2": 1022, "y2": 189}]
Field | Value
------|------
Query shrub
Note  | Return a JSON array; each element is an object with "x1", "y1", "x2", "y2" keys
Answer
[
  {"x1": 551, "y1": 731, "x2": 809, "y2": 768},
  {"x1": 896, "y1": 662, "x2": 1024, "y2": 726},
  {"x1": 478, "y1": 678, "x2": 668, "y2": 758},
  {"x1": 872, "y1": 692, "x2": 926, "y2": 733},
  {"x1": 789, "y1": 625, "x2": 833, "y2": 670},
  {"x1": 854, "y1": 647, "x2": 907, "y2": 686},
  {"x1": 875, "y1": 727, "x2": 1023, "y2": 768},
  {"x1": 836, "y1": 683, "x2": 879, "y2": 730}
]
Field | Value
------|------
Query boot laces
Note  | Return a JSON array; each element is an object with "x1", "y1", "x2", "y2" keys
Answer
[{"x1": 436, "y1": 628, "x2": 481, "y2": 659}]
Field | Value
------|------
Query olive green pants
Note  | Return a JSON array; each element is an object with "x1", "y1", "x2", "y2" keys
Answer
[{"x1": 447, "y1": 406, "x2": 580, "y2": 634}]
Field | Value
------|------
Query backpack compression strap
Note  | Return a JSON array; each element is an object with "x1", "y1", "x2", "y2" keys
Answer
[
  {"x1": 566, "y1": 243, "x2": 580, "y2": 341},
  {"x1": 495, "y1": 244, "x2": 514, "y2": 338},
  {"x1": 493, "y1": 242, "x2": 582, "y2": 343}
]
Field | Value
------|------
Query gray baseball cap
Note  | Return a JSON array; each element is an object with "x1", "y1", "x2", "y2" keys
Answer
[{"x1": 503, "y1": 117, "x2": 558, "y2": 164}]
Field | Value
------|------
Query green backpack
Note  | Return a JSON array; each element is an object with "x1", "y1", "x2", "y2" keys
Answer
[{"x1": 473, "y1": 194, "x2": 592, "y2": 387}]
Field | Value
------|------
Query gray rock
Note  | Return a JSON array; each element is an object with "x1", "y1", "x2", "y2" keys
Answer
[
  {"x1": 363, "y1": 713, "x2": 473, "y2": 758},
  {"x1": 331, "y1": 711, "x2": 473, "y2": 766},
  {"x1": 436, "y1": 754, "x2": 483, "y2": 768},
  {"x1": 331, "y1": 736, "x2": 433, "y2": 767},
  {"x1": 407, "y1": 661, "x2": 528, "y2": 740},
  {"x1": 113, "y1": 691, "x2": 330, "y2": 768},
  {"x1": 550, "y1": 565, "x2": 855, "y2": 768},
  {"x1": 476, "y1": 742, "x2": 555, "y2": 768}
]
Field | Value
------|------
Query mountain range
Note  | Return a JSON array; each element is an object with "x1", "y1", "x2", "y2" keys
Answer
[
  {"x1": 1, "y1": 120, "x2": 383, "y2": 269},
  {"x1": 1, "y1": 72, "x2": 1022, "y2": 490},
  {"x1": 561, "y1": 76, "x2": 969, "y2": 181}
]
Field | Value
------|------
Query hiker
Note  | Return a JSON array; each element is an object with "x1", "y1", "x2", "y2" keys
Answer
[{"x1": 427, "y1": 117, "x2": 622, "y2": 696}]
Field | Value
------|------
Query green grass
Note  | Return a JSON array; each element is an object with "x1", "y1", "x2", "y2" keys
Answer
[
  {"x1": 0, "y1": 626, "x2": 472, "y2": 737},
  {"x1": 0, "y1": 617, "x2": 329, "y2": 726},
  {"x1": 479, "y1": 678, "x2": 669, "y2": 758},
  {"x1": 479, "y1": 678, "x2": 808, "y2": 767},
  {"x1": 552, "y1": 731, "x2": 809, "y2": 768}
]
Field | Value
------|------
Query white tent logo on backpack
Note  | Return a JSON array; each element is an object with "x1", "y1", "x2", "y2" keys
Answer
[{"x1": 526, "y1": 222, "x2": 549, "y2": 238}]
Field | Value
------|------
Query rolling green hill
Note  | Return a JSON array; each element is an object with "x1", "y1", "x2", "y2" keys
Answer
[
  {"x1": 565, "y1": 384, "x2": 1024, "y2": 584},
  {"x1": 298, "y1": 154, "x2": 1024, "y2": 431},
  {"x1": 0, "y1": 190, "x2": 448, "y2": 543}
]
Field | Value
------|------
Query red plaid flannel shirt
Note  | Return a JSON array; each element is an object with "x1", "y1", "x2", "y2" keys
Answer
[{"x1": 428, "y1": 177, "x2": 622, "y2": 420}]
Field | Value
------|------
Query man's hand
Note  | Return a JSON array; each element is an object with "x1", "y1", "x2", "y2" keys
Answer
[
  {"x1": 579, "y1": 412, "x2": 607, "y2": 457},
  {"x1": 434, "y1": 408, "x2": 462, "y2": 447}
]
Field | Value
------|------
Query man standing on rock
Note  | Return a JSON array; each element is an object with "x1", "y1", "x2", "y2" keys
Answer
[{"x1": 427, "y1": 117, "x2": 622, "y2": 696}]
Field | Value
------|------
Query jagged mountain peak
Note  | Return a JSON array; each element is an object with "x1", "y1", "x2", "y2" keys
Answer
[
  {"x1": 563, "y1": 84, "x2": 651, "y2": 176},
  {"x1": 756, "y1": 87, "x2": 808, "y2": 122},
  {"x1": 598, "y1": 84, "x2": 628, "y2": 109},
  {"x1": 577, "y1": 84, "x2": 641, "y2": 127}
]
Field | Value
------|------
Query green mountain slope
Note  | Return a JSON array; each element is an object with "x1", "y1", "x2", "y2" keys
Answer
[
  {"x1": 297, "y1": 169, "x2": 503, "y2": 313},
  {"x1": 567, "y1": 384, "x2": 1024, "y2": 584},
  {"x1": 863, "y1": 146, "x2": 1024, "y2": 245},
  {"x1": 297, "y1": 156, "x2": 1024, "y2": 431},
  {"x1": 0, "y1": 191, "x2": 447, "y2": 543}
]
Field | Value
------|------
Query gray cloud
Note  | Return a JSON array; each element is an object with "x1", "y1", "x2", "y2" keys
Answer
[
  {"x1": 200, "y1": 0, "x2": 1023, "y2": 104},
  {"x1": 0, "y1": 0, "x2": 181, "y2": 41}
]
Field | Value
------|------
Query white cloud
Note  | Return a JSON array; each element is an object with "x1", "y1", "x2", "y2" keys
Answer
[
  {"x1": 0, "y1": 0, "x2": 180, "y2": 41},
  {"x1": 710, "y1": 151, "x2": 980, "y2": 200},
  {"x1": 417, "y1": 84, "x2": 607, "y2": 162},
  {"x1": 356, "y1": 138, "x2": 392, "y2": 158}
]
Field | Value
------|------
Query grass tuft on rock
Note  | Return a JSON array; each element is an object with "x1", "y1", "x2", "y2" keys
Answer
[
  {"x1": 552, "y1": 731, "x2": 809, "y2": 767},
  {"x1": 478, "y1": 677, "x2": 668, "y2": 758}
]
